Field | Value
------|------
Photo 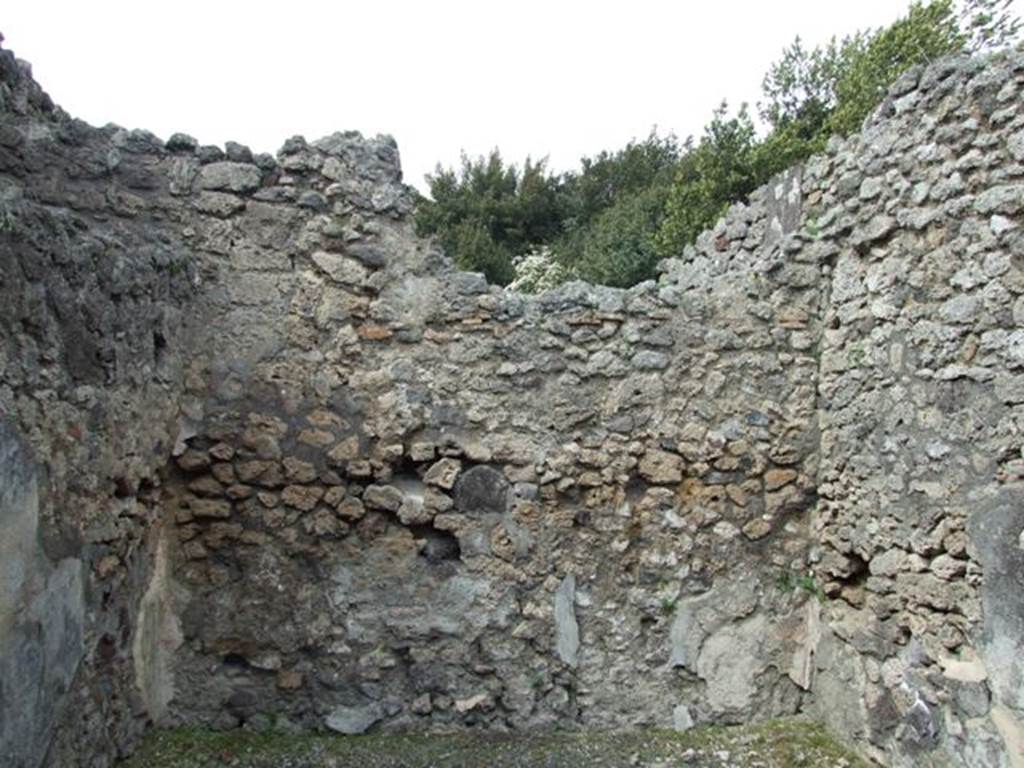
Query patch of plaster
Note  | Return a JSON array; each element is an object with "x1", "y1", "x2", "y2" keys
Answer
[
  {"x1": 991, "y1": 706, "x2": 1024, "y2": 768},
  {"x1": 133, "y1": 531, "x2": 184, "y2": 723},
  {"x1": 555, "y1": 574, "x2": 580, "y2": 668}
]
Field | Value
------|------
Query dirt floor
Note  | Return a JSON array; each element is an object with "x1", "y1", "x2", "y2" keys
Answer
[{"x1": 119, "y1": 718, "x2": 873, "y2": 767}]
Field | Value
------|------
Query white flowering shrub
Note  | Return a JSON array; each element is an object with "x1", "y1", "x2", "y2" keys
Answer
[{"x1": 507, "y1": 248, "x2": 574, "y2": 293}]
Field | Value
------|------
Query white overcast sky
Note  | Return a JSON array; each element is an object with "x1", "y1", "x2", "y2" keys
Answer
[{"x1": 3, "y1": 1, "x2": 1018, "y2": 192}]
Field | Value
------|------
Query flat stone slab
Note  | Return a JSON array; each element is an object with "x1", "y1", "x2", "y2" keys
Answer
[{"x1": 118, "y1": 718, "x2": 870, "y2": 767}]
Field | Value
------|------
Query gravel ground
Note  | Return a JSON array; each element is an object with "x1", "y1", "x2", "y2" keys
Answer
[{"x1": 119, "y1": 718, "x2": 874, "y2": 768}]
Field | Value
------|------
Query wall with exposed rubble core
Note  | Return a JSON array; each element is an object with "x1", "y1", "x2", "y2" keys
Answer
[{"x1": 1, "y1": 35, "x2": 1023, "y2": 768}]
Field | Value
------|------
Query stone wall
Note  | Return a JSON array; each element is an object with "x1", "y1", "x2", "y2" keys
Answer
[
  {"x1": 806, "y1": 56, "x2": 1024, "y2": 767},
  {"x1": 1, "y1": 34, "x2": 1022, "y2": 768},
  {"x1": 164, "y1": 143, "x2": 820, "y2": 738},
  {"x1": 0, "y1": 45, "x2": 199, "y2": 768}
]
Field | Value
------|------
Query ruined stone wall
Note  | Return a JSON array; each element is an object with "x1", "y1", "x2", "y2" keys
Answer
[
  {"x1": 806, "y1": 56, "x2": 1024, "y2": 766},
  {"x1": 0, "y1": 48, "x2": 200, "y2": 767},
  {"x1": 164, "y1": 143, "x2": 820, "y2": 739},
  {"x1": 662, "y1": 53, "x2": 1024, "y2": 766},
  {"x1": 1, "y1": 35, "x2": 1022, "y2": 768}
]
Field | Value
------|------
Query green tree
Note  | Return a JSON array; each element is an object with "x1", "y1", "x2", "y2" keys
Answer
[
  {"x1": 656, "y1": 104, "x2": 760, "y2": 256},
  {"x1": 826, "y1": 0, "x2": 963, "y2": 136},
  {"x1": 444, "y1": 220, "x2": 518, "y2": 285},
  {"x1": 558, "y1": 131, "x2": 680, "y2": 231},
  {"x1": 567, "y1": 183, "x2": 671, "y2": 288},
  {"x1": 759, "y1": 0, "x2": 1019, "y2": 141},
  {"x1": 759, "y1": 34, "x2": 848, "y2": 137},
  {"x1": 415, "y1": 150, "x2": 563, "y2": 285},
  {"x1": 551, "y1": 130, "x2": 680, "y2": 285}
]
